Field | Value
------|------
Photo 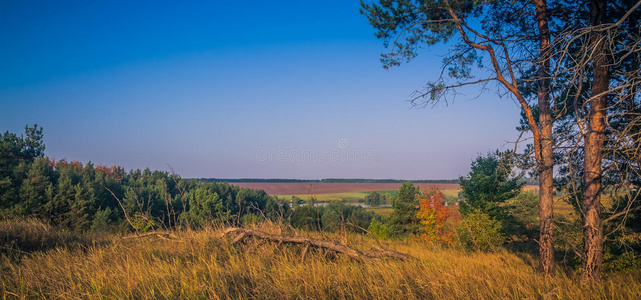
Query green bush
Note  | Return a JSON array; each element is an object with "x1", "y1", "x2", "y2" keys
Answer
[
  {"x1": 241, "y1": 213, "x2": 262, "y2": 225},
  {"x1": 321, "y1": 209, "x2": 341, "y2": 231},
  {"x1": 456, "y1": 210, "x2": 505, "y2": 252},
  {"x1": 90, "y1": 207, "x2": 113, "y2": 233},
  {"x1": 504, "y1": 191, "x2": 539, "y2": 239},
  {"x1": 368, "y1": 218, "x2": 392, "y2": 240},
  {"x1": 605, "y1": 251, "x2": 641, "y2": 273},
  {"x1": 131, "y1": 213, "x2": 156, "y2": 233}
]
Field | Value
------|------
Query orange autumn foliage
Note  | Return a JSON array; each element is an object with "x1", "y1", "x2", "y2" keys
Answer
[{"x1": 416, "y1": 188, "x2": 454, "y2": 244}]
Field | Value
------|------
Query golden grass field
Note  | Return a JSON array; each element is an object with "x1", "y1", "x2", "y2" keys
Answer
[{"x1": 1, "y1": 219, "x2": 640, "y2": 299}]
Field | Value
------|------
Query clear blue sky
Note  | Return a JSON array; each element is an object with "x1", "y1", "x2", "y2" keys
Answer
[{"x1": 0, "y1": 0, "x2": 523, "y2": 180}]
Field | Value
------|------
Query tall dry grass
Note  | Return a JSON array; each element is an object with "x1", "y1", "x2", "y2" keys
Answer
[
  {"x1": 0, "y1": 218, "x2": 106, "y2": 259},
  {"x1": 1, "y1": 220, "x2": 640, "y2": 299}
]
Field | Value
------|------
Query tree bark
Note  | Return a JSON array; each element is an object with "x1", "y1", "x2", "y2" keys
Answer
[
  {"x1": 582, "y1": 0, "x2": 609, "y2": 283},
  {"x1": 534, "y1": 0, "x2": 555, "y2": 276}
]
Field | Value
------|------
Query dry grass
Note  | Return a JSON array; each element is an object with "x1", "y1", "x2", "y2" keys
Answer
[
  {"x1": 0, "y1": 218, "x2": 105, "y2": 258},
  {"x1": 365, "y1": 207, "x2": 394, "y2": 216},
  {"x1": 1, "y1": 220, "x2": 640, "y2": 299}
]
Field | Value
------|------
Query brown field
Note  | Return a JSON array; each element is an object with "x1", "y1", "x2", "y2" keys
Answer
[{"x1": 233, "y1": 182, "x2": 461, "y2": 195}]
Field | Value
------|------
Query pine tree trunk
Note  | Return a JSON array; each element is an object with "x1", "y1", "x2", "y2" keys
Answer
[
  {"x1": 534, "y1": 0, "x2": 555, "y2": 275},
  {"x1": 582, "y1": 0, "x2": 608, "y2": 283}
]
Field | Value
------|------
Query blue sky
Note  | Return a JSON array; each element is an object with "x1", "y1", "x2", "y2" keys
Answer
[{"x1": 0, "y1": 1, "x2": 523, "y2": 179}]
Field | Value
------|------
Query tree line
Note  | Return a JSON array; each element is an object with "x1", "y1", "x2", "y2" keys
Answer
[
  {"x1": 0, "y1": 125, "x2": 380, "y2": 234},
  {"x1": 0, "y1": 125, "x2": 289, "y2": 232}
]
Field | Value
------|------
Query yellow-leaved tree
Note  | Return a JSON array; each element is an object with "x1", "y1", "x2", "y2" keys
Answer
[{"x1": 416, "y1": 188, "x2": 455, "y2": 244}]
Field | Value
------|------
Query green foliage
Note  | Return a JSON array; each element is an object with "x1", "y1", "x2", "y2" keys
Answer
[
  {"x1": 91, "y1": 207, "x2": 113, "y2": 233},
  {"x1": 387, "y1": 182, "x2": 420, "y2": 236},
  {"x1": 601, "y1": 193, "x2": 641, "y2": 273},
  {"x1": 606, "y1": 192, "x2": 641, "y2": 234},
  {"x1": 459, "y1": 150, "x2": 524, "y2": 220},
  {"x1": 553, "y1": 191, "x2": 641, "y2": 271},
  {"x1": 504, "y1": 191, "x2": 540, "y2": 239},
  {"x1": 17, "y1": 157, "x2": 56, "y2": 218},
  {"x1": 553, "y1": 216, "x2": 583, "y2": 268},
  {"x1": 187, "y1": 187, "x2": 223, "y2": 227},
  {"x1": 321, "y1": 209, "x2": 341, "y2": 231},
  {"x1": 0, "y1": 126, "x2": 289, "y2": 233},
  {"x1": 364, "y1": 191, "x2": 388, "y2": 206},
  {"x1": 290, "y1": 206, "x2": 321, "y2": 231},
  {"x1": 290, "y1": 196, "x2": 304, "y2": 207},
  {"x1": 604, "y1": 251, "x2": 641, "y2": 273},
  {"x1": 360, "y1": 0, "x2": 484, "y2": 70},
  {"x1": 456, "y1": 210, "x2": 505, "y2": 252},
  {"x1": 368, "y1": 218, "x2": 392, "y2": 240},
  {"x1": 241, "y1": 213, "x2": 262, "y2": 226},
  {"x1": 131, "y1": 213, "x2": 156, "y2": 233},
  {"x1": 288, "y1": 201, "x2": 376, "y2": 233},
  {"x1": 0, "y1": 125, "x2": 45, "y2": 212}
]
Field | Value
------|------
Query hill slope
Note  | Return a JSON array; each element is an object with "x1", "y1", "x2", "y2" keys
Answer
[{"x1": 1, "y1": 220, "x2": 640, "y2": 299}]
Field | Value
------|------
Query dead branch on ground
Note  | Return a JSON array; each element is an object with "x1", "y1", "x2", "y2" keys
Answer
[
  {"x1": 121, "y1": 232, "x2": 178, "y2": 241},
  {"x1": 219, "y1": 227, "x2": 416, "y2": 262}
]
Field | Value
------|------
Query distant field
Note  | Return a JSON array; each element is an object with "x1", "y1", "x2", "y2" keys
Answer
[
  {"x1": 236, "y1": 182, "x2": 567, "y2": 219},
  {"x1": 241, "y1": 182, "x2": 462, "y2": 204},
  {"x1": 365, "y1": 207, "x2": 394, "y2": 216},
  {"x1": 275, "y1": 192, "x2": 372, "y2": 202},
  {"x1": 233, "y1": 182, "x2": 461, "y2": 195}
]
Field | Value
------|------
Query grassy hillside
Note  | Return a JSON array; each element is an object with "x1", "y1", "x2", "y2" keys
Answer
[{"x1": 1, "y1": 220, "x2": 640, "y2": 299}]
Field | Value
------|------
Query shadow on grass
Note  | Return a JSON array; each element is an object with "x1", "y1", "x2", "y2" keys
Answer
[
  {"x1": 504, "y1": 240, "x2": 581, "y2": 275},
  {"x1": 0, "y1": 218, "x2": 111, "y2": 260}
]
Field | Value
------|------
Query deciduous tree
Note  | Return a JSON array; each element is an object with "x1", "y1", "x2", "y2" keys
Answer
[{"x1": 416, "y1": 188, "x2": 453, "y2": 243}]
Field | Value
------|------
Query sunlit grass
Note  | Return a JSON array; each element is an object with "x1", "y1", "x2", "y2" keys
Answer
[
  {"x1": 276, "y1": 188, "x2": 461, "y2": 204},
  {"x1": 1, "y1": 220, "x2": 640, "y2": 299},
  {"x1": 365, "y1": 207, "x2": 394, "y2": 216}
]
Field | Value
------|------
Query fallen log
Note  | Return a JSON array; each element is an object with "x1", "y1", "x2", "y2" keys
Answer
[
  {"x1": 219, "y1": 227, "x2": 416, "y2": 262},
  {"x1": 121, "y1": 231, "x2": 178, "y2": 240}
]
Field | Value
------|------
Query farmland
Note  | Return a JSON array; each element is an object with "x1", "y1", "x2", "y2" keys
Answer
[
  {"x1": 233, "y1": 182, "x2": 460, "y2": 195},
  {"x1": 230, "y1": 181, "x2": 573, "y2": 219},
  {"x1": 234, "y1": 182, "x2": 462, "y2": 202}
]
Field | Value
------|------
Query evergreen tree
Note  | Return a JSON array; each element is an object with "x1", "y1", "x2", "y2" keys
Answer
[
  {"x1": 0, "y1": 124, "x2": 45, "y2": 211},
  {"x1": 387, "y1": 182, "x2": 420, "y2": 236},
  {"x1": 458, "y1": 150, "x2": 524, "y2": 220},
  {"x1": 18, "y1": 157, "x2": 55, "y2": 218}
]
